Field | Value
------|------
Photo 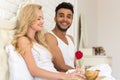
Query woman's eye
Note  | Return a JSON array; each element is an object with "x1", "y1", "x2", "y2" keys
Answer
[{"x1": 37, "y1": 17, "x2": 44, "y2": 20}]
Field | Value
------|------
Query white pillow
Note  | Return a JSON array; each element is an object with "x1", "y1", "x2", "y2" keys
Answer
[{"x1": 5, "y1": 44, "x2": 33, "y2": 80}]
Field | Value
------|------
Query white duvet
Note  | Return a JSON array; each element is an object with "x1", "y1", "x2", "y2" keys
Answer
[{"x1": 88, "y1": 64, "x2": 116, "y2": 80}]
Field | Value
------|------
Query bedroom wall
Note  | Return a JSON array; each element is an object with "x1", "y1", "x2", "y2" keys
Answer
[
  {"x1": 78, "y1": 0, "x2": 98, "y2": 47},
  {"x1": 97, "y1": 0, "x2": 120, "y2": 79},
  {"x1": 78, "y1": 0, "x2": 120, "y2": 79}
]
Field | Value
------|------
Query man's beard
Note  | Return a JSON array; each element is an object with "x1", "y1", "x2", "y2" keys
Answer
[{"x1": 56, "y1": 23, "x2": 70, "y2": 32}]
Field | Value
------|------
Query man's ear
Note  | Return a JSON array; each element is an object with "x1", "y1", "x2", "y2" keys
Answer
[{"x1": 54, "y1": 17, "x2": 56, "y2": 22}]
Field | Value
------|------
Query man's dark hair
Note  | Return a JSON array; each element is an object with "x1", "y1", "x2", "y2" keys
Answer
[{"x1": 55, "y1": 2, "x2": 74, "y2": 15}]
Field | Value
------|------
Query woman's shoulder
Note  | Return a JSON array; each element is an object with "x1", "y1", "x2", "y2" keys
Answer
[{"x1": 17, "y1": 36, "x2": 31, "y2": 46}]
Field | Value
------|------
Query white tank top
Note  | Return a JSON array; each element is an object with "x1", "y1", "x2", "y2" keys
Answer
[
  {"x1": 50, "y1": 31, "x2": 75, "y2": 68},
  {"x1": 32, "y1": 43, "x2": 57, "y2": 80}
]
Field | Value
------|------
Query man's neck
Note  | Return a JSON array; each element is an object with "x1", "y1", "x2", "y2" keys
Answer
[
  {"x1": 52, "y1": 27, "x2": 66, "y2": 37},
  {"x1": 52, "y1": 27, "x2": 68, "y2": 45}
]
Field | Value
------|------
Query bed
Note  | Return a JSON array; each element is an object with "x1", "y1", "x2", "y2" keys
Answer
[{"x1": 0, "y1": 0, "x2": 116, "y2": 80}]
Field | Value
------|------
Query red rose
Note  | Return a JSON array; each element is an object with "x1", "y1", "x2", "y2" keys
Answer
[{"x1": 75, "y1": 50, "x2": 83, "y2": 59}]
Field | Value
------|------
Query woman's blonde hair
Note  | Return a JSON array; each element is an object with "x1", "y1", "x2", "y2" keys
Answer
[{"x1": 12, "y1": 4, "x2": 48, "y2": 54}]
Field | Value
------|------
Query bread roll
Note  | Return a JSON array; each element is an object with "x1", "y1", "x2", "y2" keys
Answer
[{"x1": 85, "y1": 70, "x2": 99, "y2": 80}]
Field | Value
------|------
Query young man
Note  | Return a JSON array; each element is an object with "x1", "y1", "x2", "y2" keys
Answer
[{"x1": 45, "y1": 2, "x2": 75, "y2": 72}]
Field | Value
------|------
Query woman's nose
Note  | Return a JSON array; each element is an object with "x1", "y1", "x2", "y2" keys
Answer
[{"x1": 41, "y1": 19, "x2": 44, "y2": 24}]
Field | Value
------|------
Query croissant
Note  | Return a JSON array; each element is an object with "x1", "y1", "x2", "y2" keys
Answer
[{"x1": 85, "y1": 70, "x2": 99, "y2": 80}]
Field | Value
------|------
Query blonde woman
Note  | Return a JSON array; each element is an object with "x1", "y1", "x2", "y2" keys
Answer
[{"x1": 11, "y1": 3, "x2": 84, "y2": 80}]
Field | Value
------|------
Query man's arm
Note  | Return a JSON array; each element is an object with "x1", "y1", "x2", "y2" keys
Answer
[{"x1": 45, "y1": 33, "x2": 73, "y2": 72}]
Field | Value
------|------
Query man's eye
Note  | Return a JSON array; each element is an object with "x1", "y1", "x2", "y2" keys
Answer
[
  {"x1": 59, "y1": 15, "x2": 64, "y2": 17},
  {"x1": 67, "y1": 16, "x2": 72, "y2": 19},
  {"x1": 67, "y1": 15, "x2": 73, "y2": 19}
]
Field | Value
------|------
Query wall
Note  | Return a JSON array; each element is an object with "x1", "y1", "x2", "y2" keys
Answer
[
  {"x1": 78, "y1": 0, "x2": 98, "y2": 47},
  {"x1": 78, "y1": 0, "x2": 120, "y2": 79},
  {"x1": 97, "y1": 0, "x2": 120, "y2": 79}
]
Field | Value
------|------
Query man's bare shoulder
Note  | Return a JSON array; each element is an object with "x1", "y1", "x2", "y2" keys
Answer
[
  {"x1": 67, "y1": 34, "x2": 74, "y2": 44},
  {"x1": 67, "y1": 34, "x2": 73, "y2": 39},
  {"x1": 45, "y1": 32, "x2": 56, "y2": 40}
]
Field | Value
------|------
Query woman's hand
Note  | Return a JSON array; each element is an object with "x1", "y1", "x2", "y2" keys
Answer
[
  {"x1": 67, "y1": 70, "x2": 86, "y2": 80},
  {"x1": 58, "y1": 69, "x2": 86, "y2": 80}
]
